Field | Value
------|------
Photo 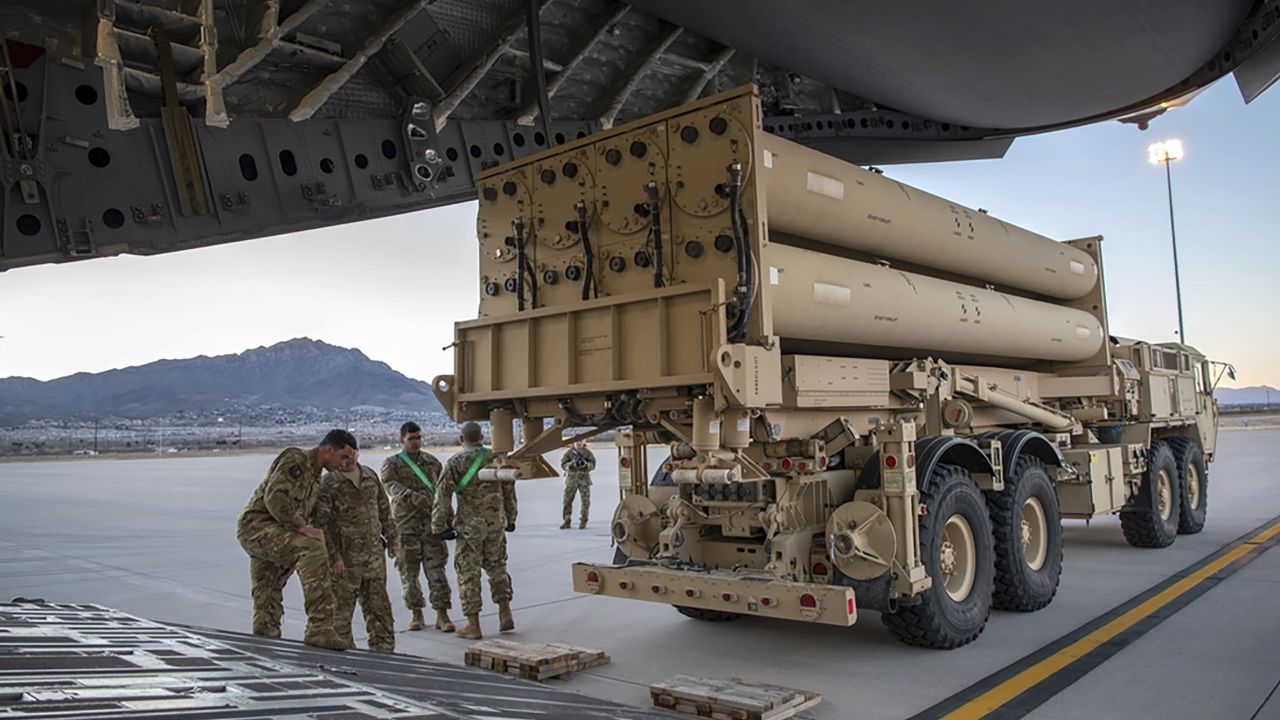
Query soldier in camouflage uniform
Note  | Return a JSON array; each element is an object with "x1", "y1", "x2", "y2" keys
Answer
[
  {"x1": 432, "y1": 422, "x2": 517, "y2": 640},
  {"x1": 314, "y1": 452, "x2": 397, "y2": 652},
  {"x1": 560, "y1": 440, "x2": 596, "y2": 529},
  {"x1": 380, "y1": 421, "x2": 455, "y2": 633},
  {"x1": 235, "y1": 429, "x2": 356, "y2": 650}
]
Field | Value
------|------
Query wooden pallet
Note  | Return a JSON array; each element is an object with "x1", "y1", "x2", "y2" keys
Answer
[
  {"x1": 464, "y1": 639, "x2": 610, "y2": 682},
  {"x1": 649, "y1": 676, "x2": 822, "y2": 720}
]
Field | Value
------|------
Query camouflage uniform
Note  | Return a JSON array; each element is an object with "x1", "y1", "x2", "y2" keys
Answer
[
  {"x1": 431, "y1": 445, "x2": 517, "y2": 617},
  {"x1": 380, "y1": 451, "x2": 452, "y2": 612},
  {"x1": 236, "y1": 447, "x2": 336, "y2": 639},
  {"x1": 560, "y1": 447, "x2": 596, "y2": 525},
  {"x1": 314, "y1": 464, "x2": 397, "y2": 652}
]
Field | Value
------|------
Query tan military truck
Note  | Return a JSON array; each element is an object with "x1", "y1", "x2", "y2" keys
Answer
[{"x1": 431, "y1": 85, "x2": 1226, "y2": 648}]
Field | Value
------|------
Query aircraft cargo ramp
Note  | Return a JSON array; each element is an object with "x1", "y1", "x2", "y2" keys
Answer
[{"x1": 0, "y1": 600, "x2": 674, "y2": 720}]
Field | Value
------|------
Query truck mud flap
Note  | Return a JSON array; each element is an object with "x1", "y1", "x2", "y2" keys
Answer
[{"x1": 572, "y1": 562, "x2": 856, "y2": 626}]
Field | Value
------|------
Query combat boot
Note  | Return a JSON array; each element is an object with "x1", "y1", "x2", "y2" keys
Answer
[
  {"x1": 408, "y1": 608, "x2": 425, "y2": 631},
  {"x1": 560, "y1": 519, "x2": 571, "y2": 529},
  {"x1": 498, "y1": 601, "x2": 515, "y2": 632},
  {"x1": 457, "y1": 614, "x2": 483, "y2": 640},
  {"x1": 579, "y1": 519, "x2": 588, "y2": 529},
  {"x1": 303, "y1": 628, "x2": 348, "y2": 651},
  {"x1": 435, "y1": 609, "x2": 456, "y2": 633}
]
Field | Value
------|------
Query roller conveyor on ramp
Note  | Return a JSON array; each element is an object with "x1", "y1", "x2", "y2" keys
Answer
[{"x1": 0, "y1": 600, "x2": 677, "y2": 719}]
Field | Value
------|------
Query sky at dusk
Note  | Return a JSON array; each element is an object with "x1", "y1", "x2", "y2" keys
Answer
[{"x1": 0, "y1": 78, "x2": 1276, "y2": 388}]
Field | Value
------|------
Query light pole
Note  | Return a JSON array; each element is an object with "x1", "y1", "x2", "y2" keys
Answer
[{"x1": 1148, "y1": 139, "x2": 1186, "y2": 342}]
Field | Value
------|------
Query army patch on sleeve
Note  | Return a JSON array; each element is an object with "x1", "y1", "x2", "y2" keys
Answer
[{"x1": 289, "y1": 464, "x2": 302, "y2": 479}]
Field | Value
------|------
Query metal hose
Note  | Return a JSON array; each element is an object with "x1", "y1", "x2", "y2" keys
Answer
[
  {"x1": 646, "y1": 181, "x2": 665, "y2": 288},
  {"x1": 575, "y1": 201, "x2": 598, "y2": 300},
  {"x1": 727, "y1": 163, "x2": 754, "y2": 341}
]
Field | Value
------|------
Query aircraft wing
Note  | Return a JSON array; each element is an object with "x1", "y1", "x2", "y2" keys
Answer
[{"x1": 0, "y1": 0, "x2": 1276, "y2": 270}]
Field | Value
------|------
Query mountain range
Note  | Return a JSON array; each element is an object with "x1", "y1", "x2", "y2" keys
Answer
[
  {"x1": 1214, "y1": 385, "x2": 1279, "y2": 407},
  {"x1": 0, "y1": 338, "x2": 443, "y2": 425},
  {"x1": 1, "y1": 341, "x2": 1271, "y2": 426}
]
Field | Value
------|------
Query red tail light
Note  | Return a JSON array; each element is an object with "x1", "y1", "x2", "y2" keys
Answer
[
  {"x1": 619, "y1": 456, "x2": 631, "y2": 468},
  {"x1": 780, "y1": 458, "x2": 793, "y2": 471},
  {"x1": 884, "y1": 455, "x2": 898, "y2": 469},
  {"x1": 762, "y1": 461, "x2": 773, "y2": 471},
  {"x1": 847, "y1": 597, "x2": 855, "y2": 615},
  {"x1": 818, "y1": 456, "x2": 828, "y2": 469},
  {"x1": 907, "y1": 454, "x2": 916, "y2": 468},
  {"x1": 799, "y1": 593, "x2": 818, "y2": 609},
  {"x1": 721, "y1": 592, "x2": 735, "y2": 602},
  {"x1": 797, "y1": 461, "x2": 808, "y2": 472},
  {"x1": 812, "y1": 562, "x2": 830, "y2": 577},
  {"x1": 586, "y1": 570, "x2": 600, "y2": 583},
  {"x1": 685, "y1": 589, "x2": 696, "y2": 598}
]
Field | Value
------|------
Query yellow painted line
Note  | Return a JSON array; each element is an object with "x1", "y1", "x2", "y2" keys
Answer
[
  {"x1": 943, "y1": 520, "x2": 1280, "y2": 720},
  {"x1": 1244, "y1": 521, "x2": 1280, "y2": 545}
]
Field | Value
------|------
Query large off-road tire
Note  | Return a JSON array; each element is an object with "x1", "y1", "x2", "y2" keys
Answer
[
  {"x1": 1166, "y1": 437, "x2": 1208, "y2": 535},
  {"x1": 882, "y1": 463, "x2": 995, "y2": 649},
  {"x1": 985, "y1": 457, "x2": 1063, "y2": 612},
  {"x1": 674, "y1": 606, "x2": 743, "y2": 622},
  {"x1": 1120, "y1": 442, "x2": 1181, "y2": 548}
]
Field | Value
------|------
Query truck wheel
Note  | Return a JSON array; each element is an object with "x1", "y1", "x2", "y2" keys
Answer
[
  {"x1": 674, "y1": 606, "x2": 743, "y2": 622},
  {"x1": 1120, "y1": 442, "x2": 1181, "y2": 548},
  {"x1": 882, "y1": 463, "x2": 994, "y2": 649},
  {"x1": 985, "y1": 457, "x2": 1063, "y2": 612},
  {"x1": 1166, "y1": 437, "x2": 1207, "y2": 535}
]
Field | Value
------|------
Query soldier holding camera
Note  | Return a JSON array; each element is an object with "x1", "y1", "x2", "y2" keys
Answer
[{"x1": 559, "y1": 440, "x2": 596, "y2": 529}]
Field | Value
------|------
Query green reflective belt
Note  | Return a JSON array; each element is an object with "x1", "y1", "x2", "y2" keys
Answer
[
  {"x1": 398, "y1": 451, "x2": 434, "y2": 494},
  {"x1": 455, "y1": 448, "x2": 490, "y2": 494}
]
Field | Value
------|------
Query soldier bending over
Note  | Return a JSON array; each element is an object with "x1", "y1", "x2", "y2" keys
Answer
[{"x1": 236, "y1": 429, "x2": 355, "y2": 649}]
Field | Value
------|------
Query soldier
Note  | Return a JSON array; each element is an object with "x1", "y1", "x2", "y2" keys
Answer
[
  {"x1": 380, "y1": 422, "x2": 456, "y2": 633},
  {"x1": 314, "y1": 450, "x2": 397, "y2": 652},
  {"x1": 560, "y1": 440, "x2": 596, "y2": 529},
  {"x1": 431, "y1": 421, "x2": 516, "y2": 640},
  {"x1": 236, "y1": 429, "x2": 356, "y2": 650}
]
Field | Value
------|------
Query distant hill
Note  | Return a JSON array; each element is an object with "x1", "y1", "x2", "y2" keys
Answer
[
  {"x1": 0, "y1": 338, "x2": 443, "y2": 425},
  {"x1": 1214, "y1": 385, "x2": 1278, "y2": 406}
]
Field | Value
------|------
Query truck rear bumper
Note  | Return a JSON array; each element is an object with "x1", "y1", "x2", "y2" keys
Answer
[{"x1": 571, "y1": 562, "x2": 857, "y2": 626}]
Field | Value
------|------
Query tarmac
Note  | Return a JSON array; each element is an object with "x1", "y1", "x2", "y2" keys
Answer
[{"x1": 1, "y1": 429, "x2": 1277, "y2": 719}]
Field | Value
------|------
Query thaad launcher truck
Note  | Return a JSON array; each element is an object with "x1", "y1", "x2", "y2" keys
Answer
[{"x1": 430, "y1": 86, "x2": 1225, "y2": 649}]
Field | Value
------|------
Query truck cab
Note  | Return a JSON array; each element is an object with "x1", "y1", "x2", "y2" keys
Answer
[{"x1": 1111, "y1": 338, "x2": 1219, "y2": 459}]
